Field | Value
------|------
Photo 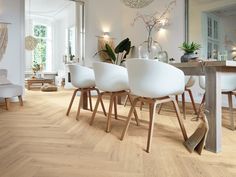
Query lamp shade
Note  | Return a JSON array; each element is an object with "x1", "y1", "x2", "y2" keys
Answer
[
  {"x1": 25, "y1": 35, "x2": 38, "y2": 51},
  {"x1": 122, "y1": 0, "x2": 154, "y2": 8}
]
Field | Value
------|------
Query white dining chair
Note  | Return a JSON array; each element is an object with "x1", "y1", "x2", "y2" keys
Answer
[
  {"x1": 90, "y1": 62, "x2": 139, "y2": 133},
  {"x1": 198, "y1": 74, "x2": 236, "y2": 130},
  {"x1": 66, "y1": 64, "x2": 106, "y2": 120},
  {"x1": 158, "y1": 76, "x2": 198, "y2": 119},
  {"x1": 121, "y1": 59, "x2": 188, "y2": 153}
]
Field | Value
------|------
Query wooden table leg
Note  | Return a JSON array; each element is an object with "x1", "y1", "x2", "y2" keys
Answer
[
  {"x1": 205, "y1": 67, "x2": 222, "y2": 153},
  {"x1": 27, "y1": 82, "x2": 31, "y2": 90}
]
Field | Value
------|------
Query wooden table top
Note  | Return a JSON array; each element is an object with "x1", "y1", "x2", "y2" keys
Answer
[{"x1": 171, "y1": 60, "x2": 236, "y2": 68}]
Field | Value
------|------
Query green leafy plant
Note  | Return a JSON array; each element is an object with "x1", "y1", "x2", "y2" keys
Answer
[
  {"x1": 32, "y1": 61, "x2": 43, "y2": 74},
  {"x1": 94, "y1": 38, "x2": 132, "y2": 65},
  {"x1": 180, "y1": 42, "x2": 201, "y2": 54}
]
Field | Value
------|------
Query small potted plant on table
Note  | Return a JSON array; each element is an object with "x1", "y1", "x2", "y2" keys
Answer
[{"x1": 180, "y1": 42, "x2": 201, "y2": 62}]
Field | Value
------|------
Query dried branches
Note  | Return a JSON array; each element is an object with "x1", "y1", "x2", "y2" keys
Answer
[{"x1": 132, "y1": 0, "x2": 176, "y2": 34}]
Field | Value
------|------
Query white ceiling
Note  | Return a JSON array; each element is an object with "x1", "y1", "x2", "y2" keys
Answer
[{"x1": 25, "y1": 0, "x2": 73, "y2": 17}]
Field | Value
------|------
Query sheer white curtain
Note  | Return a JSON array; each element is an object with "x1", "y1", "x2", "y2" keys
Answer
[{"x1": 0, "y1": 23, "x2": 8, "y2": 61}]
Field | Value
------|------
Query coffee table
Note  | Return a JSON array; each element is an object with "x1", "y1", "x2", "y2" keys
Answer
[{"x1": 25, "y1": 78, "x2": 54, "y2": 90}]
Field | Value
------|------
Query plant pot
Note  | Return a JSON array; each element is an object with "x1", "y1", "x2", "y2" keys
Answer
[{"x1": 181, "y1": 53, "x2": 198, "y2": 62}]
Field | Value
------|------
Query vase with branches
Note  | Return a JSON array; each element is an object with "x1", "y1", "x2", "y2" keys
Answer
[{"x1": 132, "y1": 0, "x2": 176, "y2": 59}]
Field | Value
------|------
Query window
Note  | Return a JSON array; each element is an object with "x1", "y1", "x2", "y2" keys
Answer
[
  {"x1": 206, "y1": 14, "x2": 220, "y2": 59},
  {"x1": 33, "y1": 24, "x2": 52, "y2": 71}
]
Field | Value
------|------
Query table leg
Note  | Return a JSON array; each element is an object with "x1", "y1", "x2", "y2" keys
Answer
[
  {"x1": 27, "y1": 82, "x2": 31, "y2": 90},
  {"x1": 205, "y1": 67, "x2": 222, "y2": 153}
]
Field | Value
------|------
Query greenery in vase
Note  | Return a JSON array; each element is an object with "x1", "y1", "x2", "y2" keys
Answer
[
  {"x1": 32, "y1": 61, "x2": 43, "y2": 74},
  {"x1": 94, "y1": 38, "x2": 132, "y2": 65},
  {"x1": 180, "y1": 42, "x2": 201, "y2": 54}
]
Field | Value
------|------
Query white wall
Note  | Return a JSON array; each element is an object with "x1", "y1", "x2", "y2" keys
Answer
[
  {"x1": 53, "y1": 3, "x2": 75, "y2": 71},
  {"x1": 84, "y1": 0, "x2": 123, "y2": 66},
  {"x1": 120, "y1": 0, "x2": 185, "y2": 60},
  {"x1": 222, "y1": 15, "x2": 236, "y2": 60},
  {"x1": 189, "y1": 0, "x2": 236, "y2": 48},
  {"x1": 0, "y1": 0, "x2": 25, "y2": 86}
]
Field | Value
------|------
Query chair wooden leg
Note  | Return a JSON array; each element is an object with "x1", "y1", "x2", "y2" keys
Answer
[
  {"x1": 139, "y1": 101, "x2": 144, "y2": 110},
  {"x1": 187, "y1": 89, "x2": 198, "y2": 114},
  {"x1": 90, "y1": 93, "x2": 102, "y2": 125},
  {"x1": 157, "y1": 103, "x2": 163, "y2": 114},
  {"x1": 197, "y1": 93, "x2": 206, "y2": 119},
  {"x1": 175, "y1": 95, "x2": 179, "y2": 104},
  {"x1": 5, "y1": 98, "x2": 10, "y2": 110},
  {"x1": 114, "y1": 96, "x2": 118, "y2": 120},
  {"x1": 106, "y1": 95, "x2": 114, "y2": 133},
  {"x1": 127, "y1": 94, "x2": 140, "y2": 126},
  {"x1": 94, "y1": 89, "x2": 106, "y2": 116},
  {"x1": 88, "y1": 90, "x2": 93, "y2": 112},
  {"x1": 146, "y1": 101, "x2": 158, "y2": 153},
  {"x1": 182, "y1": 92, "x2": 186, "y2": 119},
  {"x1": 228, "y1": 93, "x2": 235, "y2": 130},
  {"x1": 18, "y1": 95, "x2": 23, "y2": 106},
  {"x1": 121, "y1": 98, "x2": 139, "y2": 140},
  {"x1": 123, "y1": 95, "x2": 128, "y2": 107},
  {"x1": 66, "y1": 89, "x2": 78, "y2": 116},
  {"x1": 172, "y1": 99, "x2": 188, "y2": 141},
  {"x1": 76, "y1": 91, "x2": 84, "y2": 121}
]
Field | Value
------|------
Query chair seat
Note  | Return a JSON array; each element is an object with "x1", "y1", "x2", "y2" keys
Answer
[
  {"x1": 99, "y1": 81, "x2": 129, "y2": 92},
  {"x1": 0, "y1": 84, "x2": 23, "y2": 98}
]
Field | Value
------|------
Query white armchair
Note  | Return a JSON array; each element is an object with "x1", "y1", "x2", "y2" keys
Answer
[
  {"x1": 90, "y1": 62, "x2": 139, "y2": 133},
  {"x1": 0, "y1": 69, "x2": 23, "y2": 110},
  {"x1": 121, "y1": 59, "x2": 187, "y2": 153},
  {"x1": 198, "y1": 74, "x2": 236, "y2": 130}
]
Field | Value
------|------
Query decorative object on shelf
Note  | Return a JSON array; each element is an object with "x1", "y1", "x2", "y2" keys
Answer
[
  {"x1": 156, "y1": 50, "x2": 168, "y2": 63},
  {"x1": 169, "y1": 58, "x2": 176, "y2": 63},
  {"x1": 31, "y1": 61, "x2": 43, "y2": 78},
  {"x1": 0, "y1": 23, "x2": 9, "y2": 61},
  {"x1": 25, "y1": 0, "x2": 38, "y2": 51},
  {"x1": 180, "y1": 42, "x2": 201, "y2": 62},
  {"x1": 122, "y1": 0, "x2": 154, "y2": 8},
  {"x1": 94, "y1": 38, "x2": 133, "y2": 65},
  {"x1": 97, "y1": 32, "x2": 115, "y2": 61},
  {"x1": 132, "y1": 1, "x2": 176, "y2": 59}
]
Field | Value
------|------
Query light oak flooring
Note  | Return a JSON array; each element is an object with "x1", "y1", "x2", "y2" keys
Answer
[{"x1": 0, "y1": 89, "x2": 236, "y2": 177}]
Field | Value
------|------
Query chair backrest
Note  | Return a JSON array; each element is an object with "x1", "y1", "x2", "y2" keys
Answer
[
  {"x1": 93, "y1": 62, "x2": 129, "y2": 92},
  {"x1": 199, "y1": 76, "x2": 205, "y2": 90},
  {"x1": 68, "y1": 64, "x2": 95, "y2": 88},
  {"x1": 126, "y1": 59, "x2": 185, "y2": 98},
  {"x1": 185, "y1": 76, "x2": 196, "y2": 88},
  {"x1": 0, "y1": 69, "x2": 7, "y2": 78},
  {"x1": 199, "y1": 74, "x2": 236, "y2": 91},
  {"x1": 221, "y1": 73, "x2": 236, "y2": 91}
]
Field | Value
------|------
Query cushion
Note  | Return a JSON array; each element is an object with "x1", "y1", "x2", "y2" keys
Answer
[
  {"x1": 0, "y1": 75, "x2": 11, "y2": 85},
  {"x1": 0, "y1": 84, "x2": 23, "y2": 98},
  {"x1": 41, "y1": 84, "x2": 58, "y2": 92}
]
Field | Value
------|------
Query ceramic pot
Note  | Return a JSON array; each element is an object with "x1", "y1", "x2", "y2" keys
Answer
[{"x1": 181, "y1": 53, "x2": 198, "y2": 62}]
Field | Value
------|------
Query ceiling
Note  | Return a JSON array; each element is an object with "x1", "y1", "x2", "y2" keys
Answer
[{"x1": 25, "y1": 0, "x2": 73, "y2": 17}]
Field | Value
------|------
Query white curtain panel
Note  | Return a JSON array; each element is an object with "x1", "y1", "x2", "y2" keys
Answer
[{"x1": 0, "y1": 24, "x2": 8, "y2": 61}]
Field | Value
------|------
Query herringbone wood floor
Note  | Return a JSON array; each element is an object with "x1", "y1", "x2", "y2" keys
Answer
[{"x1": 0, "y1": 89, "x2": 235, "y2": 177}]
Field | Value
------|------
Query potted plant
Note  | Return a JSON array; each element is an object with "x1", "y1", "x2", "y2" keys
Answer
[
  {"x1": 94, "y1": 38, "x2": 132, "y2": 65},
  {"x1": 180, "y1": 42, "x2": 201, "y2": 62}
]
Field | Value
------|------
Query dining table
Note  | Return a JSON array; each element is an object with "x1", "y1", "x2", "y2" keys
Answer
[{"x1": 172, "y1": 60, "x2": 236, "y2": 153}]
